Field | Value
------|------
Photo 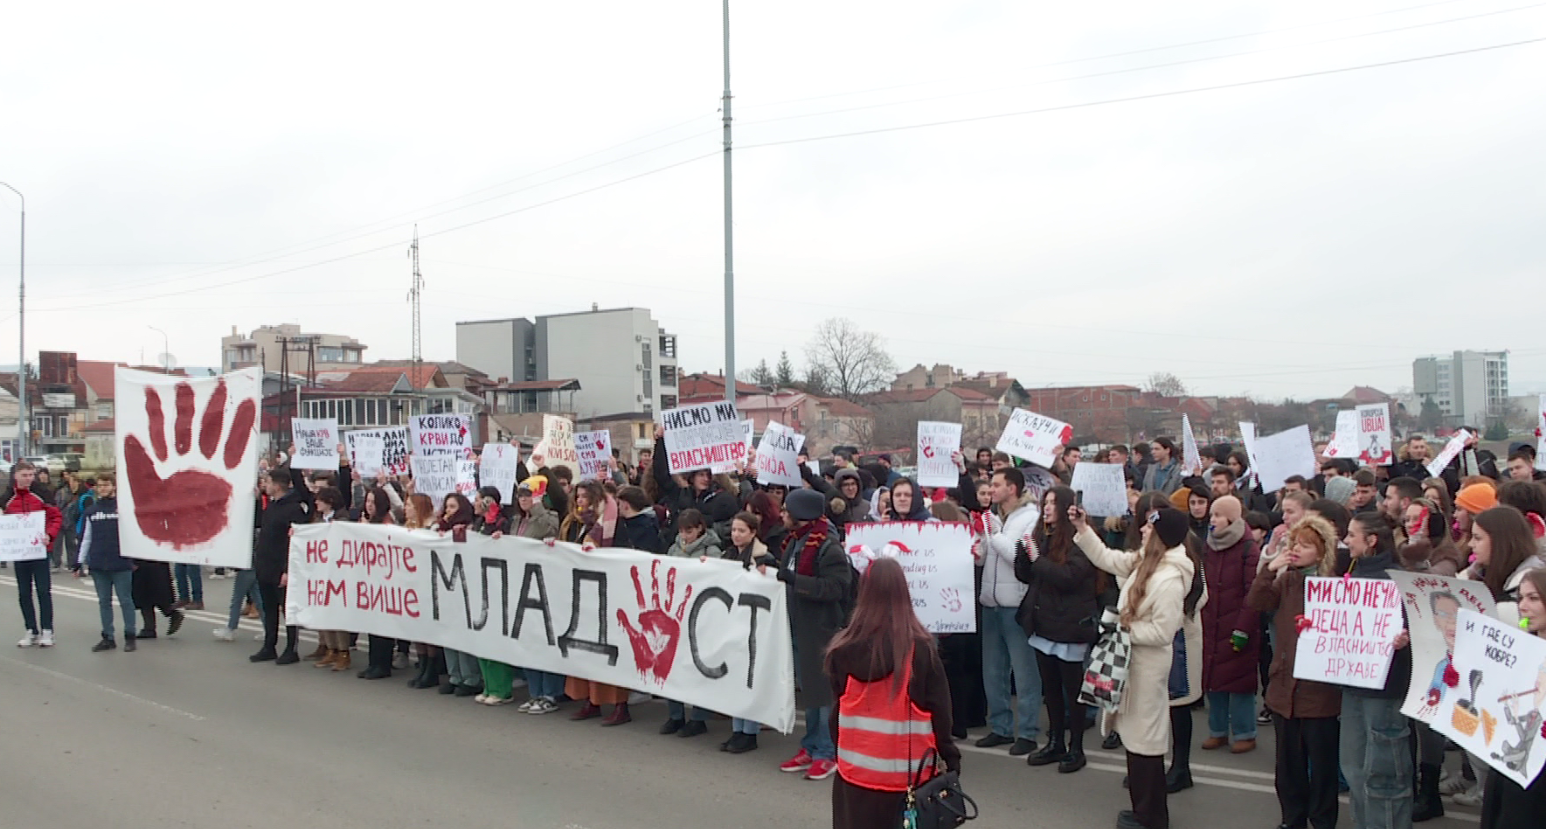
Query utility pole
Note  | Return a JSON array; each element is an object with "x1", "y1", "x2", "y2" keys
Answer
[
  {"x1": 408, "y1": 225, "x2": 424, "y2": 392},
  {"x1": 0, "y1": 183, "x2": 24, "y2": 457},
  {"x1": 721, "y1": 0, "x2": 735, "y2": 404}
]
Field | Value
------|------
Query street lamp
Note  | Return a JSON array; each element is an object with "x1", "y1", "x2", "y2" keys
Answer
[
  {"x1": 0, "y1": 182, "x2": 24, "y2": 459},
  {"x1": 148, "y1": 325, "x2": 170, "y2": 374}
]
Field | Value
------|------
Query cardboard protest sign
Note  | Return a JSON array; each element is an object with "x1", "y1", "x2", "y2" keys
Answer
[
  {"x1": 0, "y1": 513, "x2": 48, "y2": 562},
  {"x1": 1294, "y1": 575, "x2": 1403, "y2": 689},
  {"x1": 346, "y1": 427, "x2": 409, "y2": 478},
  {"x1": 455, "y1": 459, "x2": 479, "y2": 498},
  {"x1": 1447, "y1": 610, "x2": 1546, "y2": 787},
  {"x1": 755, "y1": 421, "x2": 804, "y2": 487},
  {"x1": 410, "y1": 413, "x2": 471, "y2": 458},
  {"x1": 574, "y1": 430, "x2": 611, "y2": 481},
  {"x1": 662, "y1": 401, "x2": 746, "y2": 474},
  {"x1": 917, "y1": 421, "x2": 962, "y2": 488},
  {"x1": 290, "y1": 418, "x2": 339, "y2": 471},
  {"x1": 410, "y1": 454, "x2": 457, "y2": 505},
  {"x1": 995, "y1": 408, "x2": 1073, "y2": 469},
  {"x1": 843, "y1": 522, "x2": 977, "y2": 633},
  {"x1": 1390, "y1": 572, "x2": 1497, "y2": 732},
  {"x1": 1069, "y1": 462, "x2": 1128, "y2": 517},
  {"x1": 289, "y1": 523, "x2": 796, "y2": 732},
  {"x1": 1428, "y1": 430, "x2": 1474, "y2": 478},
  {"x1": 1180, "y1": 414, "x2": 1202, "y2": 476},
  {"x1": 115, "y1": 367, "x2": 261, "y2": 568},
  {"x1": 1357, "y1": 403, "x2": 1393, "y2": 467},
  {"x1": 479, "y1": 443, "x2": 521, "y2": 502},
  {"x1": 530, "y1": 415, "x2": 579, "y2": 479},
  {"x1": 1322, "y1": 410, "x2": 1359, "y2": 460},
  {"x1": 1252, "y1": 425, "x2": 1317, "y2": 493}
]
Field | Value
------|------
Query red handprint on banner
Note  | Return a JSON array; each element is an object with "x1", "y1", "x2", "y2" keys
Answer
[
  {"x1": 124, "y1": 378, "x2": 255, "y2": 549},
  {"x1": 617, "y1": 558, "x2": 693, "y2": 684}
]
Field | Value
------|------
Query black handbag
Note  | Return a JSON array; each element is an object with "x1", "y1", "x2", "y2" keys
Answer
[{"x1": 905, "y1": 747, "x2": 978, "y2": 829}]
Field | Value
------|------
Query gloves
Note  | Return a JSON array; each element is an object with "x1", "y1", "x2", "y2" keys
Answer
[{"x1": 1230, "y1": 629, "x2": 1249, "y2": 652}]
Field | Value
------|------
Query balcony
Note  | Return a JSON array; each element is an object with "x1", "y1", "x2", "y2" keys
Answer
[{"x1": 659, "y1": 335, "x2": 677, "y2": 359}]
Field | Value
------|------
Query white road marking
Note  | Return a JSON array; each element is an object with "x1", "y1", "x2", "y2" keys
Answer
[{"x1": 0, "y1": 655, "x2": 205, "y2": 721}]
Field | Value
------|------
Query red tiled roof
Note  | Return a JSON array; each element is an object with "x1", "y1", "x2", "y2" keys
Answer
[
  {"x1": 1342, "y1": 386, "x2": 1390, "y2": 404},
  {"x1": 77, "y1": 360, "x2": 120, "y2": 400},
  {"x1": 350, "y1": 363, "x2": 443, "y2": 388},
  {"x1": 487, "y1": 379, "x2": 581, "y2": 392},
  {"x1": 679, "y1": 373, "x2": 761, "y2": 397},
  {"x1": 83, "y1": 418, "x2": 115, "y2": 434},
  {"x1": 319, "y1": 373, "x2": 405, "y2": 393},
  {"x1": 814, "y1": 397, "x2": 872, "y2": 417},
  {"x1": 866, "y1": 387, "x2": 989, "y2": 404}
]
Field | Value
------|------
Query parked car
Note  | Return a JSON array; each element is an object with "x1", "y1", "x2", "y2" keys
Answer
[{"x1": 49, "y1": 453, "x2": 84, "y2": 473}]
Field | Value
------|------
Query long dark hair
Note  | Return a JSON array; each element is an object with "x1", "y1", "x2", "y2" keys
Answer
[
  {"x1": 361, "y1": 487, "x2": 392, "y2": 524},
  {"x1": 747, "y1": 490, "x2": 782, "y2": 543},
  {"x1": 824, "y1": 557, "x2": 932, "y2": 693},
  {"x1": 1034, "y1": 485, "x2": 1077, "y2": 564},
  {"x1": 1475, "y1": 505, "x2": 1538, "y2": 599},
  {"x1": 436, "y1": 493, "x2": 475, "y2": 531}
]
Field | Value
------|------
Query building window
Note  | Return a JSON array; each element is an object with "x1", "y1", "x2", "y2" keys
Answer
[
  {"x1": 659, "y1": 335, "x2": 676, "y2": 359},
  {"x1": 660, "y1": 364, "x2": 676, "y2": 387},
  {"x1": 643, "y1": 372, "x2": 653, "y2": 396},
  {"x1": 643, "y1": 403, "x2": 653, "y2": 416},
  {"x1": 641, "y1": 343, "x2": 652, "y2": 370},
  {"x1": 318, "y1": 347, "x2": 346, "y2": 363},
  {"x1": 661, "y1": 394, "x2": 677, "y2": 410}
]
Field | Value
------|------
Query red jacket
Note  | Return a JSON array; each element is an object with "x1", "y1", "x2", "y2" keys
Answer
[{"x1": 5, "y1": 487, "x2": 63, "y2": 546}]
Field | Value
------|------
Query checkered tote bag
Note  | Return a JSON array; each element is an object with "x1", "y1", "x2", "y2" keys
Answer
[{"x1": 1079, "y1": 608, "x2": 1130, "y2": 712}]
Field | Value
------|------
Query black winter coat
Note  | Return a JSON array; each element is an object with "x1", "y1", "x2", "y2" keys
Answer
[
  {"x1": 615, "y1": 512, "x2": 664, "y2": 553},
  {"x1": 254, "y1": 488, "x2": 311, "y2": 585},
  {"x1": 1013, "y1": 542, "x2": 1101, "y2": 645}
]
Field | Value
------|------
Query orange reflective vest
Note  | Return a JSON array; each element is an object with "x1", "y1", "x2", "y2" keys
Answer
[{"x1": 836, "y1": 649, "x2": 938, "y2": 792}]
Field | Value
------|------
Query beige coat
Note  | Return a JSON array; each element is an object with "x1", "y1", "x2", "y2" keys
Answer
[{"x1": 1075, "y1": 526, "x2": 1194, "y2": 757}]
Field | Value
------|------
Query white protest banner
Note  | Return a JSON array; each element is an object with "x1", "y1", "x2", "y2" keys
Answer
[
  {"x1": 290, "y1": 418, "x2": 339, "y2": 471},
  {"x1": 806, "y1": 460, "x2": 822, "y2": 477},
  {"x1": 346, "y1": 427, "x2": 409, "y2": 478},
  {"x1": 1294, "y1": 575, "x2": 1403, "y2": 689},
  {"x1": 662, "y1": 401, "x2": 746, "y2": 474},
  {"x1": 1357, "y1": 403, "x2": 1394, "y2": 467},
  {"x1": 115, "y1": 366, "x2": 261, "y2": 568},
  {"x1": 455, "y1": 459, "x2": 479, "y2": 498},
  {"x1": 843, "y1": 522, "x2": 977, "y2": 633},
  {"x1": 996, "y1": 408, "x2": 1073, "y2": 469},
  {"x1": 1537, "y1": 394, "x2": 1546, "y2": 471},
  {"x1": 410, "y1": 455, "x2": 457, "y2": 505},
  {"x1": 0, "y1": 513, "x2": 48, "y2": 562},
  {"x1": 1252, "y1": 425, "x2": 1317, "y2": 494},
  {"x1": 287, "y1": 523, "x2": 796, "y2": 731},
  {"x1": 573, "y1": 430, "x2": 611, "y2": 481},
  {"x1": 1322, "y1": 410, "x2": 1359, "y2": 460},
  {"x1": 479, "y1": 443, "x2": 521, "y2": 502},
  {"x1": 1180, "y1": 414, "x2": 1202, "y2": 476},
  {"x1": 410, "y1": 413, "x2": 471, "y2": 458},
  {"x1": 1390, "y1": 572, "x2": 1497, "y2": 730},
  {"x1": 1446, "y1": 610, "x2": 1546, "y2": 788},
  {"x1": 1069, "y1": 462, "x2": 1128, "y2": 517},
  {"x1": 756, "y1": 421, "x2": 804, "y2": 487},
  {"x1": 917, "y1": 421, "x2": 963, "y2": 489},
  {"x1": 1428, "y1": 430, "x2": 1475, "y2": 478}
]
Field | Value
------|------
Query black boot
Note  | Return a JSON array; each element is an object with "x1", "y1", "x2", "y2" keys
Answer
[
  {"x1": 123, "y1": 634, "x2": 137, "y2": 653},
  {"x1": 92, "y1": 637, "x2": 116, "y2": 652},
  {"x1": 1413, "y1": 763, "x2": 1445, "y2": 822},
  {"x1": 1027, "y1": 736, "x2": 1068, "y2": 767},
  {"x1": 1166, "y1": 763, "x2": 1194, "y2": 793},
  {"x1": 408, "y1": 656, "x2": 432, "y2": 688},
  {"x1": 1059, "y1": 729, "x2": 1087, "y2": 773}
]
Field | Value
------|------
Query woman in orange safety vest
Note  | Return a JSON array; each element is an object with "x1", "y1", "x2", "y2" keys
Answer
[{"x1": 826, "y1": 556, "x2": 961, "y2": 829}]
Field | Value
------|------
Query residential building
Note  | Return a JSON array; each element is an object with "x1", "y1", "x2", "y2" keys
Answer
[
  {"x1": 863, "y1": 387, "x2": 1000, "y2": 453},
  {"x1": 456, "y1": 306, "x2": 679, "y2": 420},
  {"x1": 891, "y1": 364, "x2": 966, "y2": 392},
  {"x1": 677, "y1": 373, "x2": 763, "y2": 405},
  {"x1": 1413, "y1": 350, "x2": 1509, "y2": 427},
  {"x1": 734, "y1": 392, "x2": 876, "y2": 457},
  {"x1": 222, "y1": 324, "x2": 366, "y2": 374},
  {"x1": 277, "y1": 363, "x2": 484, "y2": 448}
]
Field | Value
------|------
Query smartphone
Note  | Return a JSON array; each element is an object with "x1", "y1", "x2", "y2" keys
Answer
[{"x1": 1075, "y1": 490, "x2": 1085, "y2": 508}]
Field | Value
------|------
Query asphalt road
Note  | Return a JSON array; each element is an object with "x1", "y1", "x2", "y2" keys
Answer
[{"x1": 1, "y1": 572, "x2": 1484, "y2": 829}]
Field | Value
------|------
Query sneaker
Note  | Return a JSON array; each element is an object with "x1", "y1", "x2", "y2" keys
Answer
[
  {"x1": 37, "y1": 630, "x2": 54, "y2": 648},
  {"x1": 1257, "y1": 708, "x2": 1272, "y2": 725},
  {"x1": 515, "y1": 698, "x2": 537, "y2": 713},
  {"x1": 16, "y1": 630, "x2": 36, "y2": 648},
  {"x1": 1452, "y1": 783, "x2": 1483, "y2": 807},
  {"x1": 123, "y1": 635, "x2": 137, "y2": 652},
  {"x1": 780, "y1": 750, "x2": 814, "y2": 773},
  {"x1": 482, "y1": 695, "x2": 514, "y2": 706},
  {"x1": 805, "y1": 759, "x2": 837, "y2": 781},
  {"x1": 212, "y1": 627, "x2": 235, "y2": 642},
  {"x1": 392, "y1": 653, "x2": 410, "y2": 670},
  {"x1": 1439, "y1": 772, "x2": 1473, "y2": 797},
  {"x1": 527, "y1": 697, "x2": 560, "y2": 715},
  {"x1": 92, "y1": 637, "x2": 116, "y2": 652}
]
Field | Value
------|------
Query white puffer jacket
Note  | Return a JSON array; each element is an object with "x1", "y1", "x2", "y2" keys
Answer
[{"x1": 979, "y1": 492, "x2": 1040, "y2": 608}]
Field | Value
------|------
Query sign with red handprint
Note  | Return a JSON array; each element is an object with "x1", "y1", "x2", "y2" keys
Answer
[
  {"x1": 916, "y1": 421, "x2": 962, "y2": 488},
  {"x1": 114, "y1": 367, "x2": 261, "y2": 567},
  {"x1": 573, "y1": 429, "x2": 611, "y2": 481},
  {"x1": 844, "y1": 521, "x2": 977, "y2": 633},
  {"x1": 0, "y1": 512, "x2": 48, "y2": 562},
  {"x1": 995, "y1": 408, "x2": 1071, "y2": 469}
]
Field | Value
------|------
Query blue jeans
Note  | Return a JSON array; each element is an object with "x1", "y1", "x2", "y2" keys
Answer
[
  {"x1": 225, "y1": 569, "x2": 262, "y2": 629},
  {"x1": 803, "y1": 705, "x2": 834, "y2": 760},
  {"x1": 981, "y1": 605, "x2": 1041, "y2": 740},
  {"x1": 443, "y1": 648, "x2": 481, "y2": 689},
  {"x1": 668, "y1": 700, "x2": 710, "y2": 722},
  {"x1": 13, "y1": 559, "x2": 53, "y2": 633},
  {"x1": 524, "y1": 668, "x2": 566, "y2": 700},
  {"x1": 732, "y1": 718, "x2": 760, "y2": 735},
  {"x1": 1340, "y1": 693, "x2": 1412, "y2": 829},
  {"x1": 90, "y1": 569, "x2": 137, "y2": 640},
  {"x1": 174, "y1": 563, "x2": 202, "y2": 603},
  {"x1": 1206, "y1": 690, "x2": 1258, "y2": 741}
]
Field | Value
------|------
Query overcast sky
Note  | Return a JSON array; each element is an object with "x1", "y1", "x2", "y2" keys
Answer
[{"x1": 2, "y1": 0, "x2": 1542, "y2": 400}]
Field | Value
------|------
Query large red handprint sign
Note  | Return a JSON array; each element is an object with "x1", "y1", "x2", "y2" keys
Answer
[
  {"x1": 115, "y1": 367, "x2": 262, "y2": 564},
  {"x1": 618, "y1": 558, "x2": 694, "y2": 684}
]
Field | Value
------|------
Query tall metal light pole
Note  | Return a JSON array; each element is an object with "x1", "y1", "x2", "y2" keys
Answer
[
  {"x1": 0, "y1": 183, "x2": 24, "y2": 459},
  {"x1": 148, "y1": 326, "x2": 170, "y2": 373},
  {"x1": 721, "y1": 0, "x2": 736, "y2": 403}
]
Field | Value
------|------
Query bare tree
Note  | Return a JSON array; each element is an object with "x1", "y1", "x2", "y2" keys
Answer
[
  {"x1": 1145, "y1": 372, "x2": 1188, "y2": 397},
  {"x1": 805, "y1": 318, "x2": 897, "y2": 402}
]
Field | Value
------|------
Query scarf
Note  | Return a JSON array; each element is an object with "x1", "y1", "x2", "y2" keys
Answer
[
  {"x1": 792, "y1": 520, "x2": 831, "y2": 577},
  {"x1": 483, "y1": 504, "x2": 502, "y2": 526},
  {"x1": 1207, "y1": 517, "x2": 1246, "y2": 551}
]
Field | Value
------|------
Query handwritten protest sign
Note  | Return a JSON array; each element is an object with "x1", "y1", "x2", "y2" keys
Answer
[
  {"x1": 479, "y1": 443, "x2": 520, "y2": 502},
  {"x1": 1181, "y1": 414, "x2": 1202, "y2": 476},
  {"x1": 996, "y1": 408, "x2": 1073, "y2": 469},
  {"x1": 1390, "y1": 572, "x2": 1496, "y2": 732},
  {"x1": 533, "y1": 415, "x2": 578, "y2": 479},
  {"x1": 455, "y1": 459, "x2": 479, "y2": 498},
  {"x1": 410, "y1": 414, "x2": 471, "y2": 458},
  {"x1": 1024, "y1": 466, "x2": 1058, "y2": 504},
  {"x1": 1322, "y1": 410, "x2": 1360, "y2": 460},
  {"x1": 1446, "y1": 610, "x2": 1546, "y2": 787},
  {"x1": 917, "y1": 421, "x2": 962, "y2": 488},
  {"x1": 1253, "y1": 425, "x2": 1316, "y2": 493},
  {"x1": 574, "y1": 430, "x2": 611, "y2": 481},
  {"x1": 843, "y1": 522, "x2": 977, "y2": 633},
  {"x1": 346, "y1": 427, "x2": 409, "y2": 478},
  {"x1": 1427, "y1": 430, "x2": 1474, "y2": 478},
  {"x1": 290, "y1": 418, "x2": 339, "y2": 471},
  {"x1": 756, "y1": 421, "x2": 804, "y2": 487},
  {"x1": 288, "y1": 523, "x2": 796, "y2": 732},
  {"x1": 1294, "y1": 576, "x2": 1403, "y2": 689},
  {"x1": 1069, "y1": 462, "x2": 1128, "y2": 517},
  {"x1": 0, "y1": 513, "x2": 47, "y2": 562},
  {"x1": 662, "y1": 401, "x2": 746, "y2": 474},
  {"x1": 1357, "y1": 403, "x2": 1393, "y2": 467},
  {"x1": 410, "y1": 455, "x2": 457, "y2": 504}
]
